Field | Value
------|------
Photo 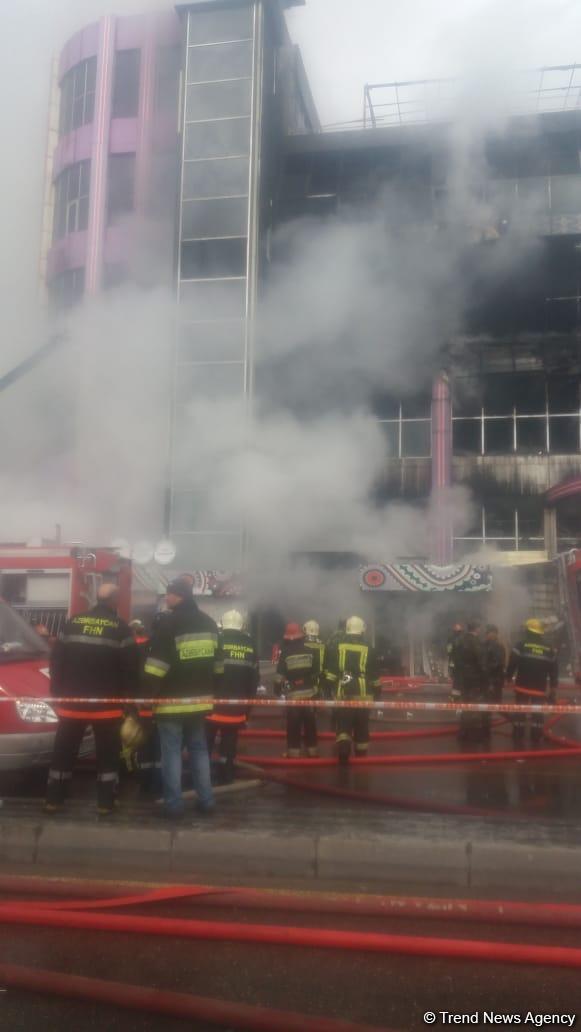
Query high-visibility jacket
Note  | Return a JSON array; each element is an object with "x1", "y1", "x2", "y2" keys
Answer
[
  {"x1": 323, "y1": 633, "x2": 381, "y2": 702},
  {"x1": 275, "y1": 638, "x2": 317, "y2": 700},
  {"x1": 304, "y1": 638, "x2": 325, "y2": 690},
  {"x1": 49, "y1": 602, "x2": 139, "y2": 720},
  {"x1": 207, "y1": 628, "x2": 259, "y2": 724},
  {"x1": 506, "y1": 636, "x2": 558, "y2": 697},
  {"x1": 144, "y1": 598, "x2": 223, "y2": 717}
]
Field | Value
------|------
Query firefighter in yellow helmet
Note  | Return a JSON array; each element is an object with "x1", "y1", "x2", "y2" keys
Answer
[
  {"x1": 506, "y1": 618, "x2": 558, "y2": 743},
  {"x1": 323, "y1": 615, "x2": 381, "y2": 765}
]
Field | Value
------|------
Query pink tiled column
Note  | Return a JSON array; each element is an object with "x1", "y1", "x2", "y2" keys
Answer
[
  {"x1": 431, "y1": 372, "x2": 453, "y2": 564},
  {"x1": 85, "y1": 16, "x2": 116, "y2": 294}
]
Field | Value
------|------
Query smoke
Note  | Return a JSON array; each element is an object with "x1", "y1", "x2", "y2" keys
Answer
[{"x1": 0, "y1": 0, "x2": 575, "y2": 630}]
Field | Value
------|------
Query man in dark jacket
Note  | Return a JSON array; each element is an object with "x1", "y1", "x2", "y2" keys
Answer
[
  {"x1": 206, "y1": 609, "x2": 259, "y2": 784},
  {"x1": 144, "y1": 577, "x2": 223, "y2": 819},
  {"x1": 506, "y1": 618, "x2": 558, "y2": 743},
  {"x1": 274, "y1": 623, "x2": 319, "y2": 758},
  {"x1": 455, "y1": 620, "x2": 488, "y2": 742},
  {"x1": 45, "y1": 583, "x2": 139, "y2": 815}
]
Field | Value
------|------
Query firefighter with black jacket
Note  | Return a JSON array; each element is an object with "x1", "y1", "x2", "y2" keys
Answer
[
  {"x1": 144, "y1": 577, "x2": 223, "y2": 819},
  {"x1": 506, "y1": 619, "x2": 558, "y2": 743},
  {"x1": 206, "y1": 609, "x2": 259, "y2": 784},
  {"x1": 274, "y1": 623, "x2": 319, "y2": 758},
  {"x1": 323, "y1": 615, "x2": 381, "y2": 765},
  {"x1": 484, "y1": 624, "x2": 505, "y2": 704},
  {"x1": 303, "y1": 620, "x2": 325, "y2": 692},
  {"x1": 454, "y1": 620, "x2": 488, "y2": 741},
  {"x1": 45, "y1": 583, "x2": 139, "y2": 816}
]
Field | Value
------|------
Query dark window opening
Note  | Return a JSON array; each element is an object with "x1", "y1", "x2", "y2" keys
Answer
[
  {"x1": 401, "y1": 421, "x2": 430, "y2": 457},
  {"x1": 107, "y1": 154, "x2": 136, "y2": 224},
  {"x1": 516, "y1": 417, "x2": 546, "y2": 453},
  {"x1": 485, "y1": 418, "x2": 513, "y2": 453},
  {"x1": 180, "y1": 237, "x2": 247, "y2": 279},
  {"x1": 112, "y1": 50, "x2": 141, "y2": 119},
  {"x1": 453, "y1": 419, "x2": 481, "y2": 455},
  {"x1": 548, "y1": 376, "x2": 580, "y2": 413},
  {"x1": 182, "y1": 196, "x2": 248, "y2": 240},
  {"x1": 549, "y1": 416, "x2": 580, "y2": 453}
]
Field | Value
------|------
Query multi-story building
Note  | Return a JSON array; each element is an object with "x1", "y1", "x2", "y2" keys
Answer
[{"x1": 41, "y1": 1, "x2": 581, "y2": 586}]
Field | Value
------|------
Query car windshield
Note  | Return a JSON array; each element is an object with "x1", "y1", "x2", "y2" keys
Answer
[{"x1": 0, "y1": 599, "x2": 50, "y2": 661}]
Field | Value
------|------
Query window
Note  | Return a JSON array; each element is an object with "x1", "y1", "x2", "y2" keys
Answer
[
  {"x1": 452, "y1": 372, "x2": 581, "y2": 455},
  {"x1": 181, "y1": 238, "x2": 247, "y2": 279},
  {"x1": 178, "y1": 320, "x2": 246, "y2": 363},
  {"x1": 454, "y1": 502, "x2": 544, "y2": 555},
  {"x1": 49, "y1": 267, "x2": 85, "y2": 309},
  {"x1": 111, "y1": 50, "x2": 141, "y2": 119},
  {"x1": 185, "y1": 119, "x2": 250, "y2": 161},
  {"x1": 155, "y1": 46, "x2": 180, "y2": 114},
  {"x1": 179, "y1": 279, "x2": 246, "y2": 319},
  {"x1": 187, "y1": 7, "x2": 252, "y2": 46},
  {"x1": 59, "y1": 58, "x2": 97, "y2": 135},
  {"x1": 186, "y1": 79, "x2": 252, "y2": 121},
  {"x1": 377, "y1": 400, "x2": 431, "y2": 458},
  {"x1": 182, "y1": 196, "x2": 248, "y2": 240},
  {"x1": 53, "y1": 161, "x2": 91, "y2": 241},
  {"x1": 107, "y1": 154, "x2": 135, "y2": 224},
  {"x1": 187, "y1": 41, "x2": 253, "y2": 84},
  {"x1": 182, "y1": 156, "x2": 249, "y2": 200}
]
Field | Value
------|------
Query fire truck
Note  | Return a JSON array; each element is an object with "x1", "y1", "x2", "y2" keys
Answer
[{"x1": 0, "y1": 544, "x2": 132, "y2": 637}]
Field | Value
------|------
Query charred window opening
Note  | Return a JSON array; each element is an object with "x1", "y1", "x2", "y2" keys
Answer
[
  {"x1": 374, "y1": 392, "x2": 431, "y2": 458},
  {"x1": 455, "y1": 499, "x2": 544, "y2": 555},
  {"x1": 107, "y1": 154, "x2": 136, "y2": 224},
  {"x1": 452, "y1": 372, "x2": 581, "y2": 455}
]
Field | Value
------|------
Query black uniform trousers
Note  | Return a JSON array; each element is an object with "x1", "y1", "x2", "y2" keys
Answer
[
  {"x1": 206, "y1": 719, "x2": 244, "y2": 781},
  {"x1": 47, "y1": 717, "x2": 120, "y2": 809},
  {"x1": 335, "y1": 708, "x2": 370, "y2": 758},
  {"x1": 512, "y1": 690, "x2": 545, "y2": 740},
  {"x1": 459, "y1": 683, "x2": 489, "y2": 741},
  {"x1": 286, "y1": 705, "x2": 318, "y2": 756}
]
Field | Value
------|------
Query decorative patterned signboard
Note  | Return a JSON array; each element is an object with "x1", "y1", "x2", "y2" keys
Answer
[{"x1": 360, "y1": 562, "x2": 492, "y2": 593}]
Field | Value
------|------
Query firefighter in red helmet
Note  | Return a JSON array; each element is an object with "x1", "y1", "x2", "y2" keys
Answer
[{"x1": 274, "y1": 622, "x2": 319, "y2": 758}]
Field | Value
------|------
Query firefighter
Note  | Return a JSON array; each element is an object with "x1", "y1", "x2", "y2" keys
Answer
[
  {"x1": 447, "y1": 623, "x2": 464, "y2": 702},
  {"x1": 484, "y1": 624, "x2": 505, "y2": 704},
  {"x1": 206, "y1": 609, "x2": 259, "y2": 785},
  {"x1": 454, "y1": 620, "x2": 488, "y2": 742},
  {"x1": 144, "y1": 577, "x2": 223, "y2": 819},
  {"x1": 274, "y1": 623, "x2": 319, "y2": 759},
  {"x1": 324, "y1": 615, "x2": 381, "y2": 765},
  {"x1": 45, "y1": 583, "x2": 139, "y2": 816},
  {"x1": 303, "y1": 620, "x2": 325, "y2": 691},
  {"x1": 127, "y1": 619, "x2": 162, "y2": 797},
  {"x1": 506, "y1": 618, "x2": 558, "y2": 743}
]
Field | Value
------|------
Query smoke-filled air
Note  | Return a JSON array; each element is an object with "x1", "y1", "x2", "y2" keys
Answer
[{"x1": 0, "y1": 0, "x2": 579, "y2": 622}]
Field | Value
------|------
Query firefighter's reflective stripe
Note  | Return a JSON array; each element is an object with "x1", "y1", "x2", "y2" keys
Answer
[
  {"x1": 206, "y1": 713, "x2": 246, "y2": 725},
  {"x1": 286, "y1": 653, "x2": 313, "y2": 671},
  {"x1": 144, "y1": 658, "x2": 170, "y2": 677},
  {"x1": 176, "y1": 636, "x2": 218, "y2": 661},
  {"x1": 223, "y1": 657, "x2": 256, "y2": 669},
  {"x1": 154, "y1": 702, "x2": 213, "y2": 716},
  {"x1": 55, "y1": 707, "x2": 123, "y2": 720},
  {"x1": 60, "y1": 634, "x2": 131, "y2": 648},
  {"x1": 288, "y1": 688, "x2": 318, "y2": 699},
  {"x1": 214, "y1": 659, "x2": 225, "y2": 675}
]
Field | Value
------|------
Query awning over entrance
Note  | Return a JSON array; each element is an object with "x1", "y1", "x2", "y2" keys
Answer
[{"x1": 360, "y1": 562, "x2": 492, "y2": 592}]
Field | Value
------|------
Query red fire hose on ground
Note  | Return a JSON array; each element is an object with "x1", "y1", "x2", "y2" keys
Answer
[
  {"x1": 0, "y1": 963, "x2": 382, "y2": 1032},
  {"x1": 236, "y1": 744, "x2": 581, "y2": 768}
]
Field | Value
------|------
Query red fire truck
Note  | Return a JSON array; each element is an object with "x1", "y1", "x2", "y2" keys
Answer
[{"x1": 0, "y1": 545, "x2": 132, "y2": 771}]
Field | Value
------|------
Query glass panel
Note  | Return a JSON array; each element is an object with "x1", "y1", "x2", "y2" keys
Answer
[
  {"x1": 452, "y1": 378, "x2": 482, "y2": 416},
  {"x1": 183, "y1": 157, "x2": 249, "y2": 199},
  {"x1": 181, "y1": 238, "x2": 247, "y2": 279},
  {"x1": 516, "y1": 417, "x2": 546, "y2": 453},
  {"x1": 548, "y1": 376, "x2": 579, "y2": 413},
  {"x1": 401, "y1": 421, "x2": 430, "y2": 457},
  {"x1": 188, "y1": 7, "x2": 253, "y2": 45},
  {"x1": 453, "y1": 419, "x2": 481, "y2": 454},
  {"x1": 551, "y1": 175, "x2": 581, "y2": 214},
  {"x1": 72, "y1": 95, "x2": 84, "y2": 130},
  {"x1": 402, "y1": 394, "x2": 431, "y2": 418},
  {"x1": 112, "y1": 50, "x2": 141, "y2": 119},
  {"x1": 484, "y1": 418, "x2": 513, "y2": 453},
  {"x1": 86, "y1": 55, "x2": 97, "y2": 91},
  {"x1": 107, "y1": 154, "x2": 135, "y2": 223},
  {"x1": 186, "y1": 79, "x2": 252, "y2": 120},
  {"x1": 513, "y1": 373, "x2": 546, "y2": 414},
  {"x1": 179, "y1": 279, "x2": 246, "y2": 319},
  {"x1": 372, "y1": 395, "x2": 399, "y2": 419},
  {"x1": 178, "y1": 320, "x2": 246, "y2": 363},
  {"x1": 67, "y1": 163, "x2": 80, "y2": 201},
  {"x1": 484, "y1": 375, "x2": 514, "y2": 415},
  {"x1": 182, "y1": 196, "x2": 248, "y2": 239},
  {"x1": 175, "y1": 362, "x2": 245, "y2": 404},
  {"x1": 486, "y1": 503, "x2": 515, "y2": 539},
  {"x1": 78, "y1": 195, "x2": 89, "y2": 232},
  {"x1": 187, "y1": 41, "x2": 253, "y2": 84},
  {"x1": 549, "y1": 416, "x2": 580, "y2": 453},
  {"x1": 185, "y1": 118, "x2": 250, "y2": 160},
  {"x1": 379, "y1": 422, "x2": 399, "y2": 456}
]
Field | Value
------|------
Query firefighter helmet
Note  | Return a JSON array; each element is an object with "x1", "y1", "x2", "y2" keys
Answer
[
  {"x1": 346, "y1": 615, "x2": 366, "y2": 635},
  {"x1": 283, "y1": 622, "x2": 303, "y2": 641},
  {"x1": 222, "y1": 609, "x2": 244, "y2": 631},
  {"x1": 120, "y1": 714, "x2": 147, "y2": 751},
  {"x1": 526, "y1": 618, "x2": 544, "y2": 636},
  {"x1": 303, "y1": 620, "x2": 320, "y2": 639}
]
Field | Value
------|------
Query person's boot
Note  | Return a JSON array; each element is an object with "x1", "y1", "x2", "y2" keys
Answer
[{"x1": 337, "y1": 741, "x2": 351, "y2": 766}]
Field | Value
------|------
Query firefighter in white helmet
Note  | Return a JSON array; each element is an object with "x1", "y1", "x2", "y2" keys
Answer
[
  {"x1": 323, "y1": 615, "x2": 381, "y2": 765},
  {"x1": 206, "y1": 609, "x2": 259, "y2": 784},
  {"x1": 303, "y1": 620, "x2": 325, "y2": 694}
]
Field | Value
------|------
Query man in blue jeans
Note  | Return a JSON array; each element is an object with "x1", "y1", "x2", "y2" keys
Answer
[{"x1": 144, "y1": 578, "x2": 223, "y2": 819}]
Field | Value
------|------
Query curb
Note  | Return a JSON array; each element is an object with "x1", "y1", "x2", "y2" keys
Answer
[{"x1": 2, "y1": 814, "x2": 581, "y2": 892}]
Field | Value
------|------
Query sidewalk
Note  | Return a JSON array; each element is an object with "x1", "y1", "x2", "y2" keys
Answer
[{"x1": 2, "y1": 781, "x2": 581, "y2": 895}]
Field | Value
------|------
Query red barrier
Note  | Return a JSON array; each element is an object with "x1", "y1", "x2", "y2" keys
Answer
[{"x1": 0, "y1": 963, "x2": 381, "y2": 1032}]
